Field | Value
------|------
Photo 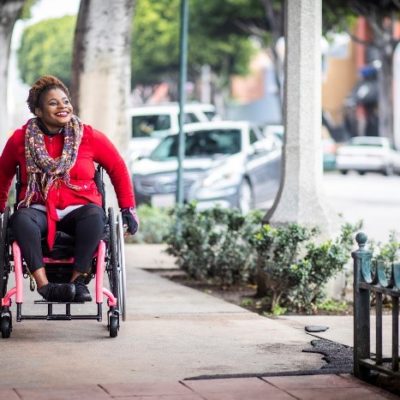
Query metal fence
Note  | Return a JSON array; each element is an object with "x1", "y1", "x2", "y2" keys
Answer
[{"x1": 352, "y1": 232, "x2": 400, "y2": 380}]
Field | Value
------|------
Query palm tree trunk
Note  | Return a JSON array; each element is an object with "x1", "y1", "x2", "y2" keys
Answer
[
  {"x1": 71, "y1": 0, "x2": 135, "y2": 208},
  {"x1": 378, "y1": 52, "x2": 394, "y2": 142},
  {"x1": 0, "y1": 0, "x2": 24, "y2": 151}
]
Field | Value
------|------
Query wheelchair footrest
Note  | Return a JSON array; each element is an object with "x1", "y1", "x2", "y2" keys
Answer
[{"x1": 16, "y1": 302, "x2": 103, "y2": 322}]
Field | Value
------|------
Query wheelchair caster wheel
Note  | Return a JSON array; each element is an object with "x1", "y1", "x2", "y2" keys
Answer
[
  {"x1": 109, "y1": 315, "x2": 119, "y2": 338},
  {"x1": 1, "y1": 315, "x2": 12, "y2": 339}
]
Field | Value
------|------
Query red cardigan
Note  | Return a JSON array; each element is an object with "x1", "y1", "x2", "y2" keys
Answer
[{"x1": 0, "y1": 123, "x2": 136, "y2": 248}]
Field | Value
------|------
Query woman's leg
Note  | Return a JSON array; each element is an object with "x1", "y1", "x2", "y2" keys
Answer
[
  {"x1": 58, "y1": 204, "x2": 106, "y2": 301},
  {"x1": 10, "y1": 208, "x2": 76, "y2": 301},
  {"x1": 10, "y1": 208, "x2": 47, "y2": 279}
]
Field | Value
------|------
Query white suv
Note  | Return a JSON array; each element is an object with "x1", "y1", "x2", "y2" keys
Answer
[{"x1": 128, "y1": 103, "x2": 217, "y2": 160}]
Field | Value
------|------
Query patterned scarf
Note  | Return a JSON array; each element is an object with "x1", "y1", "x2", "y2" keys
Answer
[{"x1": 19, "y1": 115, "x2": 83, "y2": 207}]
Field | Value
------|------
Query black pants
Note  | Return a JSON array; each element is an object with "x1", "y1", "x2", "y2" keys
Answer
[{"x1": 10, "y1": 204, "x2": 106, "y2": 273}]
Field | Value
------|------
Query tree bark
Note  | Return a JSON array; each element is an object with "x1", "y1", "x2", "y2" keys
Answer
[
  {"x1": 0, "y1": 0, "x2": 25, "y2": 151},
  {"x1": 377, "y1": 50, "x2": 394, "y2": 142},
  {"x1": 72, "y1": 0, "x2": 135, "y2": 208},
  {"x1": 260, "y1": 0, "x2": 284, "y2": 120}
]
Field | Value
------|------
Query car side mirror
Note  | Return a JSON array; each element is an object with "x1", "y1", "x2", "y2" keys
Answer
[{"x1": 251, "y1": 140, "x2": 271, "y2": 155}]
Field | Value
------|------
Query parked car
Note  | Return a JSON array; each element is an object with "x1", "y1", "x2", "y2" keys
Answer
[
  {"x1": 132, "y1": 121, "x2": 282, "y2": 213},
  {"x1": 128, "y1": 103, "x2": 217, "y2": 161},
  {"x1": 336, "y1": 136, "x2": 400, "y2": 176}
]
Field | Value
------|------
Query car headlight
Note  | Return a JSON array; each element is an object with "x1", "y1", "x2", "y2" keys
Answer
[{"x1": 201, "y1": 169, "x2": 241, "y2": 189}]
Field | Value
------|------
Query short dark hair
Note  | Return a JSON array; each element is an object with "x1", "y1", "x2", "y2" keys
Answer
[{"x1": 27, "y1": 75, "x2": 71, "y2": 114}]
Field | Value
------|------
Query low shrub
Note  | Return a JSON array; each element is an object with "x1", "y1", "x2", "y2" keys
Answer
[
  {"x1": 126, "y1": 205, "x2": 173, "y2": 244},
  {"x1": 250, "y1": 221, "x2": 361, "y2": 313},
  {"x1": 164, "y1": 203, "x2": 363, "y2": 314},
  {"x1": 369, "y1": 230, "x2": 400, "y2": 264},
  {"x1": 165, "y1": 202, "x2": 263, "y2": 286}
]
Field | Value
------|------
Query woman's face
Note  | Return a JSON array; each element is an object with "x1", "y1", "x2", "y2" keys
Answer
[{"x1": 35, "y1": 88, "x2": 73, "y2": 132}]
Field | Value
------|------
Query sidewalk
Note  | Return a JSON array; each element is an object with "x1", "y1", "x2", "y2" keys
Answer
[{"x1": 0, "y1": 244, "x2": 397, "y2": 399}]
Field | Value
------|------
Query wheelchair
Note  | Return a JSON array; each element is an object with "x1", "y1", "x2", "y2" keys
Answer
[{"x1": 0, "y1": 166, "x2": 127, "y2": 338}]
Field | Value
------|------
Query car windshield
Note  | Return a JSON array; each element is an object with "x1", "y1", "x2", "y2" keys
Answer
[
  {"x1": 132, "y1": 114, "x2": 171, "y2": 138},
  {"x1": 203, "y1": 111, "x2": 216, "y2": 120},
  {"x1": 349, "y1": 138, "x2": 385, "y2": 147},
  {"x1": 150, "y1": 129, "x2": 242, "y2": 161}
]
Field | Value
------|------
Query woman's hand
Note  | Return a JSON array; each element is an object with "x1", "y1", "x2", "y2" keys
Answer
[{"x1": 121, "y1": 207, "x2": 139, "y2": 235}]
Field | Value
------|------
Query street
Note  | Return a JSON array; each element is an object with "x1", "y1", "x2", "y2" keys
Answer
[{"x1": 323, "y1": 171, "x2": 400, "y2": 244}]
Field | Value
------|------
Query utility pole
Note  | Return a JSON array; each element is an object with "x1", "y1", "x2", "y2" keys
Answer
[{"x1": 176, "y1": 0, "x2": 189, "y2": 205}]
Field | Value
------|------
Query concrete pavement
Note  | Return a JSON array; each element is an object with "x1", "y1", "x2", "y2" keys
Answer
[{"x1": 0, "y1": 243, "x2": 397, "y2": 399}]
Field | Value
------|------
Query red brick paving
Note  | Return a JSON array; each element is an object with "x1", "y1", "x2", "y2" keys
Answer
[
  {"x1": 263, "y1": 374, "x2": 359, "y2": 389},
  {"x1": 3, "y1": 375, "x2": 399, "y2": 399},
  {"x1": 101, "y1": 382, "x2": 193, "y2": 397},
  {"x1": 0, "y1": 389, "x2": 20, "y2": 400},
  {"x1": 15, "y1": 385, "x2": 110, "y2": 400},
  {"x1": 184, "y1": 378, "x2": 294, "y2": 400}
]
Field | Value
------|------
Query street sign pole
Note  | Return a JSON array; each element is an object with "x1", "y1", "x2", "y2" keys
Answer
[{"x1": 176, "y1": 0, "x2": 189, "y2": 205}]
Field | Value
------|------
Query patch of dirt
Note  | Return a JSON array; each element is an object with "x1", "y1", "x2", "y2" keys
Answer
[{"x1": 148, "y1": 268, "x2": 355, "y2": 316}]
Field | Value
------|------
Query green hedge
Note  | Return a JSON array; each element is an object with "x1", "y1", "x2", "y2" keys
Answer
[
  {"x1": 165, "y1": 203, "x2": 361, "y2": 313},
  {"x1": 126, "y1": 205, "x2": 173, "y2": 244},
  {"x1": 165, "y1": 203, "x2": 263, "y2": 286}
]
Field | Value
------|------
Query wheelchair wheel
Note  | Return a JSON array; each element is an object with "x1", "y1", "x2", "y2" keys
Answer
[
  {"x1": 0, "y1": 207, "x2": 10, "y2": 298},
  {"x1": 107, "y1": 208, "x2": 126, "y2": 320},
  {"x1": 116, "y1": 213, "x2": 127, "y2": 321},
  {"x1": 0, "y1": 311, "x2": 12, "y2": 339},
  {"x1": 109, "y1": 314, "x2": 119, "y2": 338}
]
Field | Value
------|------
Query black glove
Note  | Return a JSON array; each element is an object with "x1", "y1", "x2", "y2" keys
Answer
[{"x1": 121, "y1": 207, "x2": 139, "y2": 235}]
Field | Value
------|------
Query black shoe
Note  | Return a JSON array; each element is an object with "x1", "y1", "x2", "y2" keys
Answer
[
  {"x1": 73, "y1": 276, "x2": 92, "y2": 302},
  {"x1": 38, "y1": 283, "x2": 76, "y2": 302}
]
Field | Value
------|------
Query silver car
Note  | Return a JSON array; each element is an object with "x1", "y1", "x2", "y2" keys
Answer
[
  {"x1": 336, "y1": 136, "x2": 400, "y2": 175},
  {"x1": 132, "y1": 121, "x2": 282, "y2": 213}
]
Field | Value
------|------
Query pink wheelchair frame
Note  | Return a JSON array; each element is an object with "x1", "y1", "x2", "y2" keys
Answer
[
  {"x1": 0, "y1": 166, "x2": 125, "y2": 338},
  {"x1": 1, "y1": 240, "x2": 117, "y2": 320},
  {"x1": 0, "y1": 205, "x2": 124, "y2": 339}
]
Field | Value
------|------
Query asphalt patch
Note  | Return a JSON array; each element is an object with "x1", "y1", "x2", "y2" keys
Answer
[
  {"x1": 302, "y1": 338, "x2": 353, "y2": 374},
  {"x1": 185, "y1": 339, "x2": 353, "y2": 380}
]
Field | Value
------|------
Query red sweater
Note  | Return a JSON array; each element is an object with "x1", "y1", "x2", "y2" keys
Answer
[{"x1": 0, "y1": 123, "x2": 136, "y2": 248}]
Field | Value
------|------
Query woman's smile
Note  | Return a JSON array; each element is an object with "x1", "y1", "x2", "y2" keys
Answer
[{"x1": 36, "y1": 88, "x2": 73, "y2": 132}]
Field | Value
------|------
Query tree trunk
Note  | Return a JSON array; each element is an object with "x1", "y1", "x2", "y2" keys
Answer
[
  {"x1": 255, "y1": 259, "x2": 268, "y2": 297},
  {"x1": 0, "y1": 0, "x2": 25, "y2": 151},
  {"x1": 261, "y1": 0, "x2": 284, "y2": 120},
  {"x1": 378, "y1": 52, "x2": 394, "y2": 142},
  {"x1": 71, "y1": 0, "x2": 135, "y2": 208}
]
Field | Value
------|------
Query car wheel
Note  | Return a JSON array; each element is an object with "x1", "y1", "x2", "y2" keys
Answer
[
  {"x1": 357, "y1": 171, "x2": 366, "y2": 176},
  {"x1": 339, "y1": 170, "x2": 348, "y2": 175},
  {"x1": 383, "y1": 164, "x2": 394, "y2": 176},
  {"x1": 238, "y1": 179, "x2": 254, "y2": 214}
]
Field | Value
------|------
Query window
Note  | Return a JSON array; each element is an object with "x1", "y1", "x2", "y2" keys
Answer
[
  {"x1": 150, "y1": 129, "x2": 242, "y2": 161},
  {"x1": 132, "y1": 115, "x2": 171, "y2": 138},
  {"x1": 184, "y1": 112, "x2": 199, "y2": 123},
  {"x1": 204, "y1": 111, "x2": 216, "y2": 120},
  {"x1": 249, "y1": 128, "x2": 259, "y2": 145}
]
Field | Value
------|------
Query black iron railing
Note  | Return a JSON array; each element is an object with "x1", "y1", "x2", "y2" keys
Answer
[{"x1": 352, "y1": 232, "x2": 400, "y2": 380}]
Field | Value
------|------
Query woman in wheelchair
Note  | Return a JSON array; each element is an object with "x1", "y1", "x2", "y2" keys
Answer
[{"x1": 0, "y1": 75, "x2": 139, "y2": 303}]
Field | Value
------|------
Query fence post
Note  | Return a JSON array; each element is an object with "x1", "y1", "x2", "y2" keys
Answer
[{"x1": 352, "y1": 232, "x2": 372, "y2": 380}]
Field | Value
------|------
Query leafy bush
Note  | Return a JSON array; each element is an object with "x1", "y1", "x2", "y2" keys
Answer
[
  {"x1": 370, "y1": 230, "x2": 400, "y2": 263},
  {"x1": 165, "y1": 203, "x2": 263, "y2": 286},
  {"x1": 250, "y1": 221, "x2": 361, "y2": 313},
  {"x1": 126, "y1": 205, "x2": 173, "y2": 244},
  {"x1": 165, "y1": 202, "x2": 362, "y2": 314}
]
